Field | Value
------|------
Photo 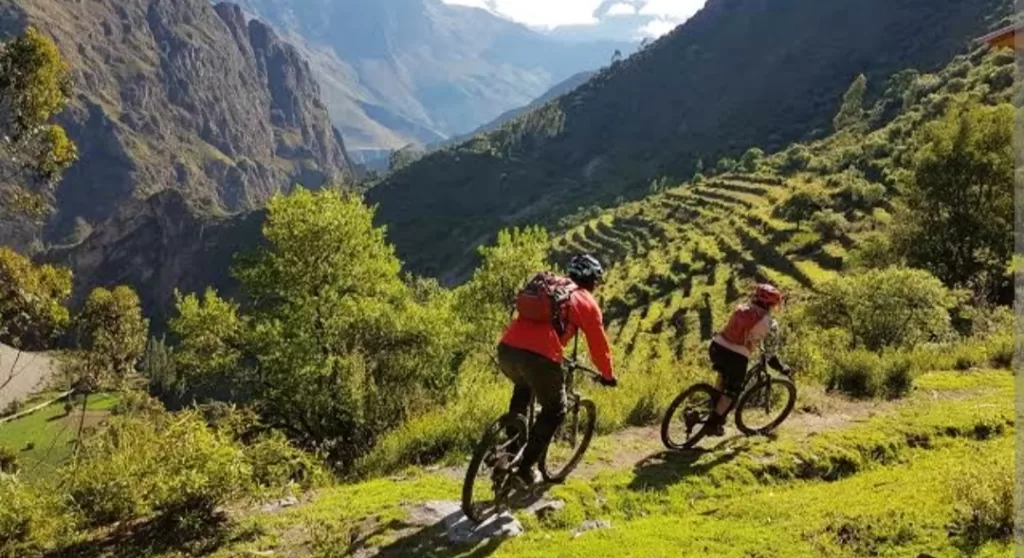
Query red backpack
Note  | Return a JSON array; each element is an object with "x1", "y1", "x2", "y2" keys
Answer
[
  {"x1": 719, "y1": 303, "x2": 767, "y2": 349},
  {"x1": 513, "y1": 272, "x2": 578, "y2": 335}
]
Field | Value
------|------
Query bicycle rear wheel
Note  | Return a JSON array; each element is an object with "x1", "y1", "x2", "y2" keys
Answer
[
  {"x1": 461, "y1": 414, "x2": 527, "y2": 524},
  {"x1": 735, "y1": 376, "x2": 796, "y2": 436},
  {"x1": 660, "y1": 383, "x2": 718, "y2": 450},
  {"x1": 540, "y1": 398, "x2": 596, "y2": 483}
]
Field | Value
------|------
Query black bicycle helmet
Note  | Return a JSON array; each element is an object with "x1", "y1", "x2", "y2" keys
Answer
[{"x1": 567, "y1": 254, "x2": 604, "y2": 285}]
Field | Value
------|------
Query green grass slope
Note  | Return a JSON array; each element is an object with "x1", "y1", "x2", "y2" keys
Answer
[
  {"x1": 197, "y1": 369, "x2": 1013, "y2": 558},
  {"x1": 367, "y1": 0, "x2": 1011, "y2": 281},
  {"x1": 0, "y1": 393, "x2": 119, "y2": 480}
]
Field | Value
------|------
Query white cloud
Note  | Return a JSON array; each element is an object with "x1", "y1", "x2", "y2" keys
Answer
[
  {"x1": 442, "y1": 0, "x2": 706, "y2": 36},
  {"x1": 605, "y1": 3, "x2": 637, "y2": 16},
  {"x1": 638, "y1": 18, "x2": 679, "y2": 38},
  {"x1": 444, "y1": 0, "x2": 603, "y2": 28}
]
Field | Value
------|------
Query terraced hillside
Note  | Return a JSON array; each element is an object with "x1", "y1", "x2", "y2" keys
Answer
[
  {"x1": 552, "y1": 173, "x2": 840, "y2": 365},
  {"x1": 547, "y1": 44, "x2": 1014, "y2": 367}
]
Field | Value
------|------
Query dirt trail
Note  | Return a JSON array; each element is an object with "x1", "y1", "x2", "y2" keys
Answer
[{"x1": 571, "y1": 384, "x2": 974, "y2": 480}]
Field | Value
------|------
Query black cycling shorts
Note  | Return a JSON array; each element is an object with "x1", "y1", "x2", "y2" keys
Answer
[{"x1": 709, "y1": 341, "x2": 749, "y2": 396}]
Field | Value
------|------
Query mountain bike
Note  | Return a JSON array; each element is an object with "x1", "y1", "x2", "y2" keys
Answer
[
  {"x1": 461, "y1": 339, "x2": 603, "y2": 524},
  {"x1": 660, "y1": 322, "x2": 797, "y2": 450}
]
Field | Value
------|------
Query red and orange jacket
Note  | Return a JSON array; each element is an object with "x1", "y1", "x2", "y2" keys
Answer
[{"x1": 499, "y1": 288, "x2": 615, "y2": 380}]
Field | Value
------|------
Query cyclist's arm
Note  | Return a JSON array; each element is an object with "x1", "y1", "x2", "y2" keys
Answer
[{"x1": 570, "y1": 295, "x2": 614, "y2": 380}]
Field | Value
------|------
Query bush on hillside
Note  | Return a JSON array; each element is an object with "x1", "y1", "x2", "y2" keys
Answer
[
  {"x1": 243, "y1": 431, "x2": 329, "y2": 494},
  {"x1": 810, "y1": 209, "x2": 850, "y2": 240},
  {"x1": 740, "y1": 147, "x2": 765, "y2": 172},
  {"x1": 847, "y1": 232, "x2": 900, "y2": 270},
  {"x1": 807, "y1": 267, "x2": 956, "y2": 351},
  {"x1": 775, "y1": 184, "x2": 828, "y2": 230},
  {"x1": 0, "y1": 476, "x2": 67, "y2": 557},
  {"x1": 949, "y1": 454, "x2": 1013, "y2": 550},
  {"x1": 64, "y1": 411, "x2": 252, "y2": 528},
  {"x1": 780, "y1": 144, "x2": 812, "y2": 174},
  {"x1": 0, "y1": 445, "x2": 18, "y2": 474},
  {"x1": 826, "y1": 350, "x2": 880, "y2": 399}
]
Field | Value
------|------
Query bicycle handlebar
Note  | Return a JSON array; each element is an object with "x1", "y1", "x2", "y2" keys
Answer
[{"x1": 563, "y1": 358, "x2": 604, "y2": 383}]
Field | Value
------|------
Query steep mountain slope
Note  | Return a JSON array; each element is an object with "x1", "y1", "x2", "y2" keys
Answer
[
  {"x1": 434, "y1": 70, "x2": 597, "y2": 150},
  {"x1": 366, "y1": 0, "x2": 1010, "y2": 282},
  {"x1": 0, "y1": 0, "x2": 353, "y2": 244},
  {"x1": 230, "y1": 0, "x2": 632, "y2": 158},
  {"x1": 44, "y1": 190, "x2": 265, "y2": 326}
]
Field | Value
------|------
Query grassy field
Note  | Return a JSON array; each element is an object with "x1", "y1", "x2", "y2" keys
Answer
[
  {"x1": 193, "y1": 368, "x2": 1012, "y2": 558},
  {"x1": 0, "y1": 392, "x2": 119, "y2": 480}
]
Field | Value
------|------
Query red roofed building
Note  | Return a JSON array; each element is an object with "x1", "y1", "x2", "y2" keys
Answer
[{"x1": 978, "y1": 21, "x2": 1024, "y2": 50}]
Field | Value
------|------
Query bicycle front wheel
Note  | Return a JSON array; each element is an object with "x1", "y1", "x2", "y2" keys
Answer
[
  {"x1": 539, "y1": 398, "x2": 596, "y2": 483},
  {"x1": 462, "y1": 414, "x2": 527, "y2": 524},
  {"x1": 660, "y1": 383, "x2": 718, "y2": 450},
  {"x1": 735, "y1": 376, "x2": 796, "y2": 436}
]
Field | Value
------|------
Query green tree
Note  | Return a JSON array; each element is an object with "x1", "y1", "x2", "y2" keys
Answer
[
  {"x1": 0, "y1": 27, "x2": 77, "y2": 218},
  {"x1": 895, "y1": 102, "x2": 1012, "y2": 300},
  {"x1": 807, "y1": 267, "x2": 956, "y2": 351},
  {"x1": 715, "y1": 157, "x2": 738, "y2": 174},
  {"x1": 775, "y1": 183, "x2": 828, "y2": 230},
  {"x1": 740, "y1": 147, "x2": 764, "y2": 172},
  {"x1": 811, "y1": 209, "x2": 850, "y2": 240},
  {"x1": 167, "y1": 289, "x2": 247, "y2": 404},
  {"x1": 454, "y1": 226, "x2": 550, "y2": 349},
  {"x1": 833, "y1": 74, "x2": 867, "y2": 131},
  {"x1": 0, "y1": 246, "x2": 71, "y2": 350},
  {"x1": 781, "y1": 144, "x2": 812, "y2": 174},
  {"x1": 227, "y1": 187, "x2": 467, "y2": 468},
  {"x1": 74, "y1": 286, "x2": 149, "y2": 387}
]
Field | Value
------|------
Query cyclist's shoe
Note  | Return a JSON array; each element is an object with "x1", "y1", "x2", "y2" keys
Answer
[
  {"x1": 514, "y1": 466, "x2": 540, "y2": 488},
  {"x1": 705, "y1": 414, "x2": 726, "y2": 437}
]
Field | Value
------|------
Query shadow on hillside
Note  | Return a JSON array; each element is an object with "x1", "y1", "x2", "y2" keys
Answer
[
  {"x1": 45, "y1": 511, "x2": 259, "y2": 558},
  {"x1": 628, "y1": 437, "x2": 747, "y2": 492},
  {"x1": 372, "y1": 487, "x2": 550, "y2": 558}
]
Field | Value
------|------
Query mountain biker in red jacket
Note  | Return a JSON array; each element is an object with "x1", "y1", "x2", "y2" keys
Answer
[
  {"x1": 706, "y1": 283, "x2": 790, "y2": 436},
  {"x1": 497, "y1": 254, "x2": 618, "y2": 485}
]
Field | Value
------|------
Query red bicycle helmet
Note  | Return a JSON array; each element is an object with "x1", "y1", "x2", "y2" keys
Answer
[{"x1": 753, "y1": 283, "x2": 784, "y2": 307}]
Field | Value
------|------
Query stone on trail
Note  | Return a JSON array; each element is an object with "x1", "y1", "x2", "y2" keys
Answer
[
  {"x1": 260, "y1": 495, "x2": 299, "y2": 512},
  {"x1": 572, "y1": 519, "x2": 612, "y2": 538},
  {"x1": 525, "y1": 498, "x2": 566, "y2": 519},
  {"x1": 406, "y1": 500, "x2": 523, "y2": 545}
]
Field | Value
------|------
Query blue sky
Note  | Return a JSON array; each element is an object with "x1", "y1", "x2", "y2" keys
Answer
[{"x1": 442, "y1": 0, "x2": 707, "y2": 39}]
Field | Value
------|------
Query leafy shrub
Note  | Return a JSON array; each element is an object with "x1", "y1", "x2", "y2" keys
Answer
[
  {"x1": 879, "y1": 353, "x2": 913, "y2": 399},
  {"x1": 847, "y1": 232, "x2": 899, "y2": 270},
  {"x1": 810, "y1": 209, "x2": 849, "y2": 240},
  {"x1": 0, "y1": 446, "x2": 18, "y2": 474},
  {"x1": 949, "y1": 454, "x2": 1013, "y2": 549},
  {"x1": 112, "y1": 389, "x2": 165, "y2": 417},
  {"x1": 0, "y1": 476, "x2": 65, "y2": 557},
  {"x1": 740, "y1": 147, "x2": 765, "y2": 172},
  {"x1": 64, "y1": 412, "x2": 251, "y2": 528},
  {"x1": 807, "y1": 267, "x2": 956, "y2": 351},
  {"x1": 243, "y1": 432, "x2": 329, "y2": 494},
  {"x1": 781, "y1": 144, "x2": 812, "y2": 174},
  {"x1": 986, "y1": 334, "x2": 1013, "y2": 369},
  {"x1": 826, "y1": 350, "x2": 880, "y2": 398}
]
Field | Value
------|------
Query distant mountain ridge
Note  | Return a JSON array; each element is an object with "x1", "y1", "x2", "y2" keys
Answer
[
  {"x1": 229, "y1": 0, "x2": 633, "y2": 159},
  {"x1": 432, "y1": 70, "x2": 597, "y2": 151},
  {"x1": 366, "y1": 0, "x2": 1012, "y2": 282}
]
